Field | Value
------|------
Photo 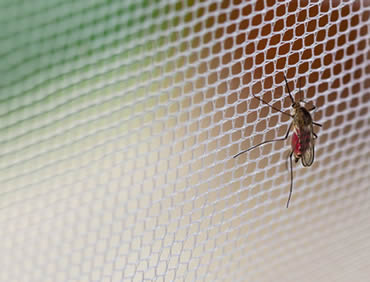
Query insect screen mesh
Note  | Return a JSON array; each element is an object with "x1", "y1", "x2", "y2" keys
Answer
[{"x1": 1, "y1": 0, "x2": 369, "y2": 281}]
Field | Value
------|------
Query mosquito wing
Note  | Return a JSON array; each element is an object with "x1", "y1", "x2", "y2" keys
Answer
[{"x1": 301, "y1": 130, "x2": 315, "y2": 167}]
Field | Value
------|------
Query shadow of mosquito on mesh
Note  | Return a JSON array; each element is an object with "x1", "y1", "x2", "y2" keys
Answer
[{"x1": 233, "y1": 75, "x2": 322, "y2": 208}]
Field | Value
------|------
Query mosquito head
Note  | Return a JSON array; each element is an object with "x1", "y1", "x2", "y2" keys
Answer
[
  {"x1": 292, "y1": 101, "x2": 301, "y2": 108},
  {"x1": 291, "y1": 101, "x2": 301, "y2": 115}
]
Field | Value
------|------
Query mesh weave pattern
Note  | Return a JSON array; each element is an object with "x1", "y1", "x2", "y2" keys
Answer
[{"x1": 1, "y1": 0, "x2": 369, "y2": 281}]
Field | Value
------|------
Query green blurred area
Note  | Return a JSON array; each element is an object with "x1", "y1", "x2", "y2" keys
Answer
[
  {"x1": 0, "y1": 0, "x2": 206, "y2": 184},
  {"x1": 1, "y1": 0, "x2": 203, "y2": 100}
]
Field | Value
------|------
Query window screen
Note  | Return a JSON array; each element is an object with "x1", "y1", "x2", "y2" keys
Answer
[{"x1": 1, "y1": 1, "x2": 369, "y2": 281}]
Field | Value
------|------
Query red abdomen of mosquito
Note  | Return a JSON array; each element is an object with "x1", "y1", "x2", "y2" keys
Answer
[
  {"x1": 292, "y1": 127, "x2": 311, "y2": 159},
  {"x1": 292, "y1": 130, "x2": 301, "y2": 159}
]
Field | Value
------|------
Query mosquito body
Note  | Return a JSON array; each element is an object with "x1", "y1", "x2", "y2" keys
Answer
[
  {"x1": 234, "y1": 75, "x2": 322, "y2": 208},
  {"x1": 291, "y1": 102, "x2": 315, "y2": 166}
]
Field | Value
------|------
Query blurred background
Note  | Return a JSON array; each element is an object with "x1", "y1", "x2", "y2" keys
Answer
[{"x1": 1, "y1": 0, "x2": 369, "y2": 281}]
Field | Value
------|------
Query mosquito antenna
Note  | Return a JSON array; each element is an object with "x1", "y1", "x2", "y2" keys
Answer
[
  {"x1": 286, "y1": 151, "x2": 294, "y2": 208},
  {"x1": 283, "y1": 74, "x2": 295, "y2": 104},
  {"x1": 251, "y1": 92, "x2": 293, "y2": 118},
  {"x1": 298, "y1": 77, "x2": 309, "y2": 104}
]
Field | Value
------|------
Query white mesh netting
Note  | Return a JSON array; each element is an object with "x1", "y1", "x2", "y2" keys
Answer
[{"x1": 1, "y1": 0, "x2": 369, "y2": 281}]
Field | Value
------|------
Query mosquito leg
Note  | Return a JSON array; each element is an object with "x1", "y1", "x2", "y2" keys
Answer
[
  {"x1": 313, "y1": 132, "x2": 318, "y2": 139},
  {"x1": 305, "y1": 102, "x2": 321, "y2": 127},
  {"x1": 233, "y1": 123, "x2": 292, "y2": 158},
  {"x1": 298, "y1": 99, "x2": 316, "y2": 112},
  {"x1": 286, "y1": 150, "x2": 294, "y2": 208},
  {"x1": 285, "y1": 150, "x2": 291, "y2": 170},
  {"x1": 308, "y1": 105, "x2": 316, "y2": 112},
  {"x1": 299, "y1": 97, "x2": 320, "y2": 126}
]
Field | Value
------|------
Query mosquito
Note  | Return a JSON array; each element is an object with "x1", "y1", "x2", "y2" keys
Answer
[{"x1": 233, "y1": 75, "x2": 322, "y2": 208}]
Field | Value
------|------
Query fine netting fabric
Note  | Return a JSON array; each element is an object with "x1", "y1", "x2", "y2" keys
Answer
[{"x1": 1, "y1": 1, "x2": 369, "y2": 281}]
